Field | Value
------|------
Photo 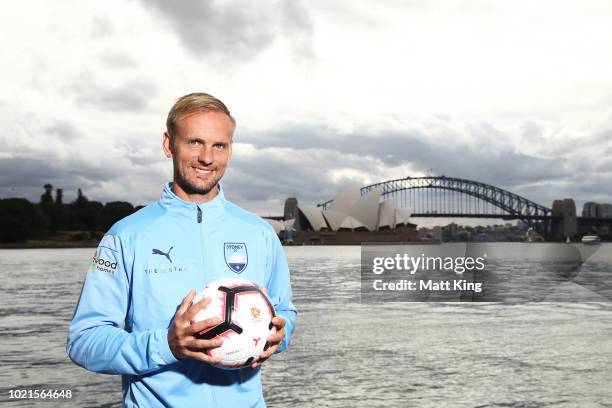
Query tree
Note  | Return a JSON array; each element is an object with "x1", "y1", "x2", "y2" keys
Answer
[
  {"x1": 99, "y1": 201, "x2": 135, "y2": 232},
  {"x1": 55, "y1": 188, "x2": 63, "y2": 205},
  {"x1": 71, "y1": 188, "x2": 100, "y2": 231},
  {"x1": 40, "y1": 184, "x2": 53, "y2": 207},
  {"x1": 75, "y1": 188, "x2": 88, "y2": 206},
  {"x1": 0, "y1": 216, "x2": 27, "y2": 243},
  {"x1": 0, "y1": 198, "x2": 49, "y2": 241}
]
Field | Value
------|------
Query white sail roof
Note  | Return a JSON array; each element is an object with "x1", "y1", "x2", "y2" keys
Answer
[
  {"x1": 378, "y1": 200, "x2": 396, "y2": 229},
  {"x1": 322, "y1": 209, "x2": 348, "y2": 231},
  {"x1": 298, "y1": 205, "x2": 328, "y2": 231},
  {"x1": 339, "y1": 215, "x2": 364, "y2": 230},
  {"x1": 306, "y1": 184, "x2": 412, "y2": 232},
  {"x1": 347, "y1": 186, "x2": 382, "y2": 231},
  {"x1": 395, "y1": 208, "x2": 412, "y2": 226},
  {"x1": 329, "y1": 183, "x2": 361, "y2": 213}
]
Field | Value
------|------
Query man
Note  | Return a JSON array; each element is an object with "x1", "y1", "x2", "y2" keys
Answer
[{"x1": 67, "y1": 93, "x2": 297, "y2": 407}]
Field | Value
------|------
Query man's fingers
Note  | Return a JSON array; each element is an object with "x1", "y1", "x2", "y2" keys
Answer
[
  {"x1": 252, "y1": 343, "x2": 278, "y2": 369},
  {"x1": 252, "y1": 326, "x2": 284, "y2": 368},
  {"x1": 177, "y1": 290, "x2": 196, "y2": 316},
  {"x1": 271, "y1": 316, "x2": 286, "y2": 329},
  {"x1": 251, "y1": 357, "x2": 267, "y2": 369},
  {"x1": 267, "y1": 318, "x2": 286, "y2": 342},
  {"x1": 266, "y1": 329, "x2": 285, "y2": 344},
  {"x1": 182, "y1": 350, "x2": 223, "y2": 365},
  {"x1": 249, "y1": 317, "x2": 285, "y2": 369},
  {"x1": 190, "y1": 317, "x2": 223, "y2": 336},
  {"x1": 184, "y1": 297, "x2": 212, "y2": 321},
  {"x1": 261, "y1": 343, "x2": 279, "y2": 359},
  {"x1": 187, "y1": 337, "x2": 224, "y2": 351}
]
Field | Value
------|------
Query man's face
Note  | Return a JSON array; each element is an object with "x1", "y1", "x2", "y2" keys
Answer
[{"x1": 163, "y1": 110, "x2": 234, "y2": 202}]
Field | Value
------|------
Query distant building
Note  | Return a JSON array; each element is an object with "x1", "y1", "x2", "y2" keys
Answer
[
  {"x1": 264, "y1": 184, "x2": 417, "y2": 244},
  {"x1": 583, "y1": 202, "x2": 599, "y2": 218},
  {"x1": 295, "y1": 184, "x2": 413, "y2": 233},
  {"x1": 600, "y1": 204, "x2": 612, "y2": 218},
  {"x1": 582, "y1": 201, "x2": 612, "y2": 218},
  {"x1": 552, "y1": 198, "x2": 577, "y2": 240},
  {"x1": 284, "y1": 197, "x2": 298, "y2": 222}
]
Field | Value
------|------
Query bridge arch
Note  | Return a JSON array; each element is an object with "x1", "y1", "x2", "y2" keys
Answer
[{"x1": 319, "y1": 176, "x2": 553, "y2": 228}]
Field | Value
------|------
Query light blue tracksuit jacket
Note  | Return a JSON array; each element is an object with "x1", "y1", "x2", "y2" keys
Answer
[{"x1": 67, "y1": 183, "x2": 297, "y2": 407}]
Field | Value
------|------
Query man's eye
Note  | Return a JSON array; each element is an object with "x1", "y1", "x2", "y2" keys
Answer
[
  {"x1": 189, "y1": 140, "x2": 202, "y2": 146},
  {"x1": 213, "y1": 144, "x2": 226, "y2": 150}
]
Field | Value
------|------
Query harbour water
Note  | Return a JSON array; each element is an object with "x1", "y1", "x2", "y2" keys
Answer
[{"x1": 1, "y1": 245, "x2": 612, "y2": 407}]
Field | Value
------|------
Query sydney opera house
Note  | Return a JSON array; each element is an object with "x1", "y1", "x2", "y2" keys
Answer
[{"x1": 265, "y1": 184, "x2": 417, "y2": 244}]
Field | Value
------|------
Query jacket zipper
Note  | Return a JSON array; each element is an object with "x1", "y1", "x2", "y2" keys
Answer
[
  {"x1": 196, "y1": 204, "x2": 217, "y2": 407},
  {"x1": 196, "y1": 205, "x2": 205, "y2": 285}
]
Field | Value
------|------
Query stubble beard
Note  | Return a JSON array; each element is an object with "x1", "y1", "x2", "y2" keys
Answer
[{"x1": 174, "y1": 165, "x2": 223, "y2": 196}]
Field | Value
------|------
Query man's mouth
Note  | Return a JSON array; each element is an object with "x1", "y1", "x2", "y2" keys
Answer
[{"x1": 193, "y1": 166, "x2": 214, "y2": 176}]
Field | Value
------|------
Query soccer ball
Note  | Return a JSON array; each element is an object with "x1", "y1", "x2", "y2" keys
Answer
[{"x1": 192, "y1": 277, "x2": 276, "y2": 369}]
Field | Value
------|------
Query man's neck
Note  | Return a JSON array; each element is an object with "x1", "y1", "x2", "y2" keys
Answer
[{"x1": 172, "y1": 182, "x2": 218, "y2": 204}]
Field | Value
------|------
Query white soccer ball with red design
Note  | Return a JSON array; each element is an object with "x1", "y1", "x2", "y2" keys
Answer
[{"x1": 192, "y1": 277, "x2": 275, "y2": 369}]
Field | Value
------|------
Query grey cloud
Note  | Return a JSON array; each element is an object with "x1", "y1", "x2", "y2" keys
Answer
[
  {"x1": 44, "y1": 121, "x2": 80, "y2": 141},
  {"x1": 122, "y1": 147, "x2": 163, "y2": 167},
  {"x1": 0, "y1": 155, "x2": 123, "y2": 201},
  {"x1": 223, "y1": 147, "x2": 380, "y2": 207},
  {"x1": 114, "y1": 137, "x2": 165, "y2": 167},
  {"x1": 547, "y1": 122, "x2": 612, "y2": 157},
  {"x1": 3, "y1": 118, "x2": 609, "y2": 214},
  {"x1": 596, "y1": 158, "x2": 612, "y2": 172},
  {"x1": 520, "y1": 119, "x2": 545, "y2": 144},
  {"x1": 238, "y1": 124, "x2": 572, "y2": 191},
  {"x1": 516, "y1": 173, "x2": 612, "y2": 211},
  {"x1": 227, "y1": 120, "x2": 609, "y2": 211},
  {"x1": 71, "y1": 73, "x2": 156, "y2": 112},
  {"x1": 102, "y1": 52, "x2": 138, "y2": 69},
  {"x1": 593, "y1": 128, "x2": 612, "y2": 145},
  {"x1": 144, "y1": 0, "x2": 313, "y2": 60}
]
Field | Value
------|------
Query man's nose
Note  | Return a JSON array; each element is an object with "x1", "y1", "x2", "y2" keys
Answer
[{"x1": 198, "y1": 146, "x2": 213, "y2": 164}]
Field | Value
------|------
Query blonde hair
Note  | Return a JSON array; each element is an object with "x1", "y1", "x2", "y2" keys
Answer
[{"x1": 166, "y1": 92, "x2": 236, "y2": 136}]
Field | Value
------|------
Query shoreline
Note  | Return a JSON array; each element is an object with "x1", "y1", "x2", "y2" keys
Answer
[{"x1": 0, "y1": 241, "x2": 99, "y2": 249}]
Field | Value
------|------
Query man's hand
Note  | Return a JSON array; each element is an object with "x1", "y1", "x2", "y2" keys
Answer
[
  {"x1": 168, "y1": 290, "x2": 224, "y2": 364},
  {"x1": 251, "y1": 316, "x2": 286, "y2": 368}
]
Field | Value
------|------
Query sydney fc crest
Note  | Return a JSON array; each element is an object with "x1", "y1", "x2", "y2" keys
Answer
[{"x1": 224, "y1": 243, "x2": 248, "y2": 273}]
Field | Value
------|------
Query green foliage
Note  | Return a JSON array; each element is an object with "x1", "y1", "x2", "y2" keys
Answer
[
  {"x1": 0, "y1": 215, "x2": 27, "y2": 243},
  {"x1": 1, "y1": 186, "x2": 139, "y2": 242},
  {"x1": 0, "y1": 198, "x2": 49, "y2": 240},
  {"x1": 99, "y1": 201, "x2": 135, "y2": 232}
]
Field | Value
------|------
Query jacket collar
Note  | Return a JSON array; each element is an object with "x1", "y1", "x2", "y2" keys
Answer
[{"x1": 160, "y1": 182, "x2": 227, "y2": 220}]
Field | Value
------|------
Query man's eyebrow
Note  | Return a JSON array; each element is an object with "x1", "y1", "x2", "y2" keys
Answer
[{"x1": 185, "y1": 137, "x2": 229, "y2": 145}]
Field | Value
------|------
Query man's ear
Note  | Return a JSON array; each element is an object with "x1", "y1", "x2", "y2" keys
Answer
[{"x1": 162, "y1": 132, "x2": 173, "y2": 158}]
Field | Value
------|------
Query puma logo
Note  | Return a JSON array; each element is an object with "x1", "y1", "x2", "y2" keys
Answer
[{"x1": 152, "y1": 246, "x2": 173, "y2": 263}]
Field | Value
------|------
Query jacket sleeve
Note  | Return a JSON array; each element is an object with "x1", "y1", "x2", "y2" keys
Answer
[
  {"x1": 66, "y1": 234, "x2": 178, "y2": 375},
  {"x1": 265, "y1": 229, "x2": 297, "y2": 353}
]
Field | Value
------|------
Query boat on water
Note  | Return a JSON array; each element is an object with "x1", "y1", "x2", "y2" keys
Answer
[
  {"x1": 581, "y1": 235, "x2": 601, "y2": 245},
  {"x1": 525, "y1": 227, "x2": 544, "y2": 242}
]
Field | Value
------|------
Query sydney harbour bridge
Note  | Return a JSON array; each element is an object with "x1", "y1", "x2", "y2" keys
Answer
[{"x1": 317, "y1": 176, "x2": 609, "y2": 239}]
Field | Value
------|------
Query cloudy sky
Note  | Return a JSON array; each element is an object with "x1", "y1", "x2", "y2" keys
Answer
[{"x1": 2, "y1": 0, "x2": 612, "y2": 220}]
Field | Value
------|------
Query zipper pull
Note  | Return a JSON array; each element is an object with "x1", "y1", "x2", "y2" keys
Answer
[{"x1": 197, "y1": 206, "x2": 202, "y2": 223}]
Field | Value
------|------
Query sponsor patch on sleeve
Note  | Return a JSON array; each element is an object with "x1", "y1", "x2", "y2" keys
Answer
[{"x1": 89, "y1": 235, "x2": 121, "y2": 275}]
